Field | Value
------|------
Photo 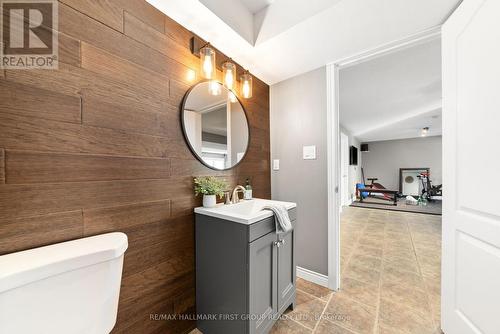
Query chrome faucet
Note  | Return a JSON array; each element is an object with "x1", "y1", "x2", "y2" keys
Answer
[{"x1": 231, "y1": 185, "x2": 246, "y2": 204}]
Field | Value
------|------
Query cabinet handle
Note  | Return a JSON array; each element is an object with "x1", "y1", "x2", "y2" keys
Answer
[
  {"x1": 273, "y1": 240, "x2": 281, "y2": 248},
  {"x1": 280, "y1": 239, "x2": 285, "y2": 245}
]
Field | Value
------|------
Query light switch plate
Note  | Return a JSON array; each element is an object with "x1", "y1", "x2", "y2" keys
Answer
[
  {"x1": 273, "y1": 159, "x2": 280, "y2": 170},
  {"x1": 303, "y1": 145, "x2": 316, "y2": 160}
]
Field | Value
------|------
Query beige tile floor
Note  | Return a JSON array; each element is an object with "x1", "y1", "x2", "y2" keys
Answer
[{"x1": 191, "y1": 207, "x2": 442, "y2": 334}]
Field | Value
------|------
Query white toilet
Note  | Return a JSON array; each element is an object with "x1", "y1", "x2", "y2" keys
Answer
[{"x1": 0, "y1": 232, "x2": 128, "y2": 334}]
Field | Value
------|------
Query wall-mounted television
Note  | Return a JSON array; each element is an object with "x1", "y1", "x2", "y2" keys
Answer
[{"x1": 349, "y1": 146, "x2": 358, "y2": 165}]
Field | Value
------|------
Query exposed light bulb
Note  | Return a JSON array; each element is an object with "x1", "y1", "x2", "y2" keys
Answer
[
  {"x1": 209, "y1": 81, "x2": 221, "y2": 96},
  {"x1": 222, "y1": 60, "x2": 236, "y2": 90},
  {"x1": 240, "y1": 71, "x2": 252, "y2": 99},
  {"x1": 200, "y1": 44, "x2": 215, "y2": 79},
  {"x1": 242, "y1": 81, "x2": 250, "y2": 98},
  {"x1": 203, "y1": 56, "x2": 213, "y2": 78},
  {"x1": 225, "y1": 69, "x2": 234, "y2": 89}
]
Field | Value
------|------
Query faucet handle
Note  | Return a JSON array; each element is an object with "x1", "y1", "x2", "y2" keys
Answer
[{"x1": 223, "y1": 191, "x2": 231, "y2": 205}]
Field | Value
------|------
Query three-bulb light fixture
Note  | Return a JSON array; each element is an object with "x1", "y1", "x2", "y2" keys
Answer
[{"x1": 198, "y1": 43, "x2": 253, "y2": 99}]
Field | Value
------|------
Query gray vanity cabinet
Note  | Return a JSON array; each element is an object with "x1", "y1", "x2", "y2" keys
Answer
[
  {"x1": 195, "y1": 208, "x2": 296, "y2": 334},
  {"x1": 248, "y1": 231, "x2": 278, "y2": 334},
  {"x1": 277, "y1": 227, "x2": 295, "y2": 313}
]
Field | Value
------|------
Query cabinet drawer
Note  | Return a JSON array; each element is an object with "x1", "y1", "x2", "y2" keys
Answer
[{"x1": 248, "y1": 208, "x2": 297, "y2": 243}]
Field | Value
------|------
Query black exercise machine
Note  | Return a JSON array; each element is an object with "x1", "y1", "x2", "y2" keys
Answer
[
  {"x1": 417, "y1": 172, "x2": 442, "y2": 201},
  {"x1": 357, "y1": 168, "x2": 399, "y2": 206}
]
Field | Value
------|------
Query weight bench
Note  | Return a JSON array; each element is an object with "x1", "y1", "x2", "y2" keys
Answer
[{"x1": 358, "y1": 187, "x2": 399, "y2": 206}]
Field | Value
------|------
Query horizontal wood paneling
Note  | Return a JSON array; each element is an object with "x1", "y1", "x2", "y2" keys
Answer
[
  {"x1": 0, "y1": 1, "x2": 270, "y2": 333},
  {"x1": 120, "y1": 258, "x2": 194, "y2": 304},
  {"x1": 0, "y1": 113, "x2": 189, "y2": 158},
  {"x1": 0, "y1": 210, "x2": 83, "y2": 255},
  {"x1": 123, "y1": 232, "x2": 193, "y2": 277},
  {"x1": 111, "y1": 0, "x2": 165, "y2": 33},
  {"x1": 60, "y1": 0, "x2": 123, "y2": 32},
  {"x1": 123, "y1": 11, "x2": 196, "y2": 70},
  {"x1": 6, "y1": 63, "x2": 170, "y2": 111},
  {"x1": 81, "y1": 42, "x2": 170, "y2": 102},
  {"x1": 0, "y1": 149, "x2": 4, "y2": 184},
  {"x1": 58, "y1": 32, "x2": 81, "y2": 67},
  {"x1": 0, "y1": 80, "x2": 81, "y2": 124},
  {"x1": 164, "y1": 15, "x2": 192, "y2": 50},
  {"x1": 0, "y1": 178, "x2": 190, "y2": 218},
  {"x1": 6, "y1": 151, "x2": 171, "y2": 183},
  {"x1": 82, "y1": 96, "x2": 180, "y2": 137},
  {"x1": 83, "y1": 200, "x2": 172, "y2": 235},
  {"x1": 58, "y1": 3, "x2": 193, "y2": 84},
  {"x1": 116, "y1": 271, "x2": 195, "y2": 333}
]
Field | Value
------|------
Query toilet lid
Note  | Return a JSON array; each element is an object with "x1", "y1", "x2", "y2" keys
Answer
[{"x1": 0, "y1": 232, "x2": 128, "y2": 293}]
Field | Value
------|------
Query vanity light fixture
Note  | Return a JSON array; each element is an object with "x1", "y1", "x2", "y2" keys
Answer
[
  {"x1": 200, "y1": 43, "x2": 216, "y2": 79},
  {"x1": 421, "y1": 127, "x2": 429, "y2": 137},
  {"x1": 222, "y1": 60, "x2": 236, "y2": 90},
  {"x1": 240, "y1": 70, "x2": 253, "y2": 99},
  {"x1": 191, "y1": 37, "x2": 253, "y2": 99}
]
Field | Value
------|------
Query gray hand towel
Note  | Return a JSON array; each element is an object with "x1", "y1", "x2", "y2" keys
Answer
[{"x1": 263, "y1": 205, "x2": 293, "y2": 235}]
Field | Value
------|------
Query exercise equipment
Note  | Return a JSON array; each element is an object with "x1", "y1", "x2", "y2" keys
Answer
[
  {"x1": 356, "y1": 168, "x2": 399, "y2": 206},
  {"x1": 417, "y1": 171, "x2": 442, "y2": 201}
]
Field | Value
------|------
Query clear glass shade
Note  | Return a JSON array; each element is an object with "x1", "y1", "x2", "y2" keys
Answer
[
  {"x1": 200, "y1": 45, "x2": 216, "y2": 79},
  {"x1": 240, "y1": 72, "x2": 253, "y2": 99},
  {"x1": 208, "y1": 80, "x2": 221, "y2": 96},
  {"x1": 222, "y1": 61, "x2": 236, "y2": 90}
]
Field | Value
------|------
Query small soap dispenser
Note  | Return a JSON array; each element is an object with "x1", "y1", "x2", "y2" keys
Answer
[{"x1": 245, "y1": 178, "x2": 253, "y2": 200}]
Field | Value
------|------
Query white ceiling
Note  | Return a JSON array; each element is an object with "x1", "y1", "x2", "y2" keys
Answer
[
  {"x1": 239, "y1": 0, "x2": 274, "y2": 14},
  {"x1": 339, "y1": 37, "x2": 442, "y2": 142},
  {"x1": 147, "y1": 0, "x2": 460, "y2": 84}
]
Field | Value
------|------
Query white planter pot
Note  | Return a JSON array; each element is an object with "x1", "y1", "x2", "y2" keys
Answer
[{"x1": 203, "y1": 194, "x2": 217, "y2": 208}]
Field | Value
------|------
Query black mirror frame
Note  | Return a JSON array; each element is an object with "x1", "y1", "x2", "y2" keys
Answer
[{"x1": 180, "y1": 80, "x2": 251, "y2": 171}]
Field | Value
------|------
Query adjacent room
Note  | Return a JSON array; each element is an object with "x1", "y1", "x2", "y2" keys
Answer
[
  {"x1": 340, "y1": 37, "x2": 443, "y2": 215},
  {"x1": 337, "y1": 36, "x2": 444, "y2": 333}
]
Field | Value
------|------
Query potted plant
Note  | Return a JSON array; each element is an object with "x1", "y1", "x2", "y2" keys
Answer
[{"x1": 194, "y1": 176, "x2": 227, "y2": 208}]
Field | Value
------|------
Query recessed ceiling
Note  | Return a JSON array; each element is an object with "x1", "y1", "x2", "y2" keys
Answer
[
  {"x1": 147, "y1": 0, "x2": 460, "y2": 84},
  {"x1": 239, "y1": 0, "x2": 274, "y2": 14},
  {"x1": 339, "y1": 37, "x2": 442, "y2": 142}
]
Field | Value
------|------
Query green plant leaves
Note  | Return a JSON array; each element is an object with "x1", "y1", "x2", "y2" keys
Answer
[{"x1": 194, "y1": 176, "x2": 227, "y2": 198}]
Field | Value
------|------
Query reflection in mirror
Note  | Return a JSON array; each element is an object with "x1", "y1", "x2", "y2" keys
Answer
[{"x1": 182, "y1": 81, "x2": 250, "y2": 170}]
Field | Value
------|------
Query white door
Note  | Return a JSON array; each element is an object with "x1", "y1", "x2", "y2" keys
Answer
[
  {"x1": 442, "y1": 1, "x2": 500, "y2": 333},
  {"x1": 340, "y1": 132, "x2": 349, "y2": 207}
]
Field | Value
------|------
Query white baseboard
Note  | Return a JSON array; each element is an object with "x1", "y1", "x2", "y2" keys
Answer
[{"x1": 296, "y1": 266, "x2": 329, "y2": 288}]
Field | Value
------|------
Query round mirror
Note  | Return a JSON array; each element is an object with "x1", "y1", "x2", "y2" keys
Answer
[{"x1": 181, "y1": 81, "x2": 250, "y2": 170}]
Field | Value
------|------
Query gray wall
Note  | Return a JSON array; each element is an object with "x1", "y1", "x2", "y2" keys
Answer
[
  {"x1": 361, "y1": 136, "x2": 442, "y2": 191},
  {"x1": 270, "y1": 67, "x2": 328, "y2": 276},
  {"x1": 340, "y1": 125, "x2": 362, "y2": 202}
]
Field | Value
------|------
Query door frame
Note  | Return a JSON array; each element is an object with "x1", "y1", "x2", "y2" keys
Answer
[
  {"x1": 340, "y1": 131, "x2": 350, "y2": 209},
  {"x1": 326, "y1": 26, "x2": 442, "y2": 290}
]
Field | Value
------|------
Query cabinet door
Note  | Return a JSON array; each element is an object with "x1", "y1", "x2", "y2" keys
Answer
[
  {"x1": 248, "y1": 232, "x2": 278, "y2": 334},
  {"x1": 277, "y1": 229, "x2": 295, "y2": 313}
]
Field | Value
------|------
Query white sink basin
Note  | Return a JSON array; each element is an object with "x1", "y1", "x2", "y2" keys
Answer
[{"x1": 194, "y1": 198, "x2": 297, "y2": 224}]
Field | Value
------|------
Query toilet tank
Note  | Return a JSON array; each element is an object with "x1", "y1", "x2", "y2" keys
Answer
[{"x1": 0, "y1": 232, "x2": 128, "y2": 334}]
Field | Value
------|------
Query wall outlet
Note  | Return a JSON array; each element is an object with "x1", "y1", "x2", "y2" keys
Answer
[{"x1": 303, "y1": 145, "x2": 316, "y2": 160}]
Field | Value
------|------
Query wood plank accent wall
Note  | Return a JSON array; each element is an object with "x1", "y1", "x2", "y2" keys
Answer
[{"x1": 0, "y1": 1, "x2": 271, "y2": 333}]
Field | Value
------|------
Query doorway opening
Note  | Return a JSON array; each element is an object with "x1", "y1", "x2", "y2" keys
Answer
[{"x1": 327, "y1": 27, "x2": 444, "y2": 333}]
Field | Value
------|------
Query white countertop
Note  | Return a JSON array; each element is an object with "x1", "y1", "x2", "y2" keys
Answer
[{"x1": 194, "y1": 198, "x2": 297, "y2": 224}]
